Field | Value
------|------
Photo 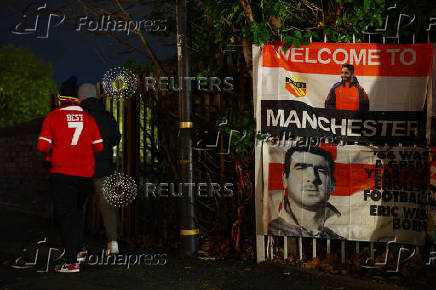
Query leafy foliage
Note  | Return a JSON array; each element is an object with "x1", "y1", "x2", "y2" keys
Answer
[
  {"x1": 219, "y1": 102, "x2": 256, "y2": 153},
  {"x1": 201, "y1": 0, "x2": 386, "y2": 51},
  {"x1": 0, "y1": 44, "x2": 55, "y2": 127}
]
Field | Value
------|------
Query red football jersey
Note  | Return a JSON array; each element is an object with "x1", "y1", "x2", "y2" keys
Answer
[{"x1": 37, "y1": 105, "x2": 104, "y2": 177}]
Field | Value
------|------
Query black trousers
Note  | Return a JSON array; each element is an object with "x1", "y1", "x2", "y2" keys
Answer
[{"x1": 50, "y1": 173, "x2": 91, "y2": 264}]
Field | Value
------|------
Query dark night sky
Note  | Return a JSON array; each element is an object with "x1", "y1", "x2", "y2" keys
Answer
[{"x1": 0, "y1": 0, "x2": 175, "y2": 87}]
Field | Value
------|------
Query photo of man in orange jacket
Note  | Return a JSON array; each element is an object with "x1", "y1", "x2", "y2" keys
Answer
[{"x1": 325, "y1": 64, "x2": 369, "y2": 111}]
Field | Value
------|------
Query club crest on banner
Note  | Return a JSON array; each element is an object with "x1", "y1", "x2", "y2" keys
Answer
[{"x1": 284, "y1": 73, "x2": 306, "y2": 98}]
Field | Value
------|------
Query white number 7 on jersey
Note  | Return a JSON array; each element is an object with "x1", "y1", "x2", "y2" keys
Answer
[{"x1": 68, "y1": 122, "x2": 83, "y2": 145}]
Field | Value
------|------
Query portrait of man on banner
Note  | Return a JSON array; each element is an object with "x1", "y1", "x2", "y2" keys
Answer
[
  {"x1": 325, "y1": 64, "x2": 369, "y2": 111},
  {"x1": 268, "y1": 145, "x2": 343, "y2": 239}
]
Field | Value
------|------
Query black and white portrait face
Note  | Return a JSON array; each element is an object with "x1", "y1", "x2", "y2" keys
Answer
[{"x1": 282, "y1": 151, "x2": 335, "y2": 211}]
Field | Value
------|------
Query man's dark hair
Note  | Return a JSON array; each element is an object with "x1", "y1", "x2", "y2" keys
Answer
[
  {"x1": 283, "y1": 145, "x2": 335, "y2": 179},
  {"x1": 341, "y1": 64, "x2": 354, "y2": 75}
]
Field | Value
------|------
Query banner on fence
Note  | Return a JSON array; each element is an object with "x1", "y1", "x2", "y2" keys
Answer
[
  {"x1": 253, "y1": 42, "x2": 435, "y2": 245},
  {"x1": 260, "y1": 142, "x2": 432, "y2": 245},
  {"x1": 255, "y1": 42, "x2": 433, "y2": 143}
]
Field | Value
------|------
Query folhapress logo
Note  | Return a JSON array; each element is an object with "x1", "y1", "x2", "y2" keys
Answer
[
  {"x1": 10, "y1": 2, "x2": 65, "y2": 39},
  {"x1": 10, "y1": 2, "x2": 168, "y2": 39},
  {"x1": 363, "y1": 3, "x2": 436, "y2": 40}
]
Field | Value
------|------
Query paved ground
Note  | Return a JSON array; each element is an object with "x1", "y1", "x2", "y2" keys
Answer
[{"x1": 0, "y1": 207, "x2": 430, "y2": 290}]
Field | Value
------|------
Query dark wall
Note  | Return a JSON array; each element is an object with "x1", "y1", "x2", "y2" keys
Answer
[{"x1": 0, "y1": 118, "x2": 50, "y2": 216}]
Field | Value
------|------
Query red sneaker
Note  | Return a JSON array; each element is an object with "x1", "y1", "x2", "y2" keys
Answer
[
  {"x1": 77, "y1": 251, "x2": 87, "y2": 263},
  {"x1": 55, "y1": 263, "x2": 80, "y2": 273}
]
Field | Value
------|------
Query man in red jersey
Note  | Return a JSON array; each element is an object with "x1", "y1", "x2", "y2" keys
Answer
[{"x1": 37, "y1": 77, "x2": 103, "y2": 273}]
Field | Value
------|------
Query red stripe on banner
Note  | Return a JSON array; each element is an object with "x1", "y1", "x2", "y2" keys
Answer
[
  {"x1": 319, "y1": 143, "x2": 338, "y2": 160},
  {"x1": 333, "y1": 164, "x2": 375, "y2": 196},
  {"x1": 269, "y1": 163, "x2": 284, "y2": 190},
  {"x1": 268, "y1": 162, "x2": 374, "y2": 196},
  {"x1": 262, "y1": 42, "x2": 433, "y2": 77}
]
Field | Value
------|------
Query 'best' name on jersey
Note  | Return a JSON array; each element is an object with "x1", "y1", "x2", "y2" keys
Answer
[{"x1": 66, "y1": 114, "x2": 83, "y2": 122}]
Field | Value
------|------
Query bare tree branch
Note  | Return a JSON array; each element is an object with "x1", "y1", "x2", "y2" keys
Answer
[
  {"x1": 113, "y1": 0, "x2": 167, "y2": 75},
  {"x1": 75, "y1": 0, "x2": 169, "y2": 75},
  {"x1": 239, "y1": 0, "x2": 254, "y2": 26},
  {"x1": 107, "y1": 32, "x2": 152, "y2": 60}
]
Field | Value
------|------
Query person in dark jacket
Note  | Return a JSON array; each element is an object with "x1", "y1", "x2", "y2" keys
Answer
[
  {"x1": 79, "y1": 83, "x2": 121, "y2": 255},
  {"x1": 325, "y1": 64, "x2": 369, "y2": 111}
]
